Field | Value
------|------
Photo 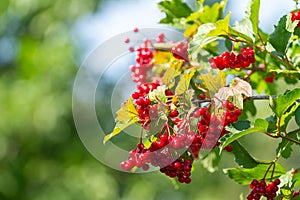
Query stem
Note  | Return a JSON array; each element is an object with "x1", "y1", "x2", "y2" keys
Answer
[
  {"x1": 263, "y1": 162, "x2": 275, "y2": 179},
  {"x1": 277, "y1": 117, "x2": 281, "y2": 136},
  {"x1": 280, "y1": 134, "x2": 300, "y2": 145},
  {"x1": 193, "y1": 95, "x2": 279, "y2": 104}
]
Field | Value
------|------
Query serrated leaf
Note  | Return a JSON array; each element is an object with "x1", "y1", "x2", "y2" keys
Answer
[
  {"x1": 249, "y1": 0, "x2": 260, "y2": 35},
  {"x1": 220, "y1": 119, "x2": 268, "y2": 151},
  {"x1": 103, "y1": 119, "x2": 138, "y2": 144},
  {"x1": 269, "y1": 88, "x2": 300, "y2": 117},
  {"x1": 116, "y1": 97, "x2": 138, "y2": 122},
  {"x1": 158, "y1": 0, "x2": 192, "y2": 27},
  {"x1": 199, "y1": 71, "x2": 226, "y2": 95},
  {"x1": 230, "y1": 19, "x2": 254, "y2": 42},
  {"x1": 276, "y1": 130, "x2": 300, "y2": 159},
  {"x1": 175, "y1": 69, "x2": 196, "y2": 94},
  {"x1": 188, "y1": 23, "x2": 218, "y2": 60},
  {"x1": 269, "y1": 15, "x2": 291, "y2": 54},
  {"x1": 162, "y1": 68, "x2": 181, "y2": 88},
  {"x1": 280, "y1": 103, "x2": 300, "y2": 132},
  {"x1": 206, "y1": 13, "x2": 231, "y2": 37},
  {"x1": 201, "y1": 147, "x2": 222, "y2": 173},
  {"x1": 231, "y1": 141, "x2": 258, "y2": 168},
  {"x1": 104, "y1": 97, "x2": 139, "y2": 143},
  {"x1": 223, "y1": 163, "x2": 286, "y2": 185},
  {"x1": 214, "y1": 77, "x2": 252, "y2": 109}
]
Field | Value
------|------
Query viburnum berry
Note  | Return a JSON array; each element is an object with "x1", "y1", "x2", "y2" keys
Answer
[
  {"x1": 247, "y1": 179, "x2": 281, "y2": 200},
  {"x1": 169, "y1": 109, "x2": 179, "y2": 118},
  {"x1": 171, "y1": 41, "x2": 189, "y2": 61},
  {"x1": 265, "y1": 73, "x2": 275, "y2": 83},
  {"x1": 291, "y1": 10, "x2": 300, "y2": 28},
  {"x1": 199, "y1": 93, "x2": 206, "y2": 99},
  {"x1": 209, "y1": 47, "x2": 255, "y2": 70}
]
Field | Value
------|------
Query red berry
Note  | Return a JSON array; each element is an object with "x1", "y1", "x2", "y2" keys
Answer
[
  {"x1": 265, "y1": 74, "x2": 275, "y2": 83},
  {"x1": 199, "y1": 93, "x2": 206, "y2": 99},
  {"x1": 133, "y1": 27, "x2": 139, "y2": 32},
  {"x1": 169, "y1": 109, "x2": 179, "y2": 118},
  {"x1": 124, "y1": 38, "x2": 130, "y2": 43}
]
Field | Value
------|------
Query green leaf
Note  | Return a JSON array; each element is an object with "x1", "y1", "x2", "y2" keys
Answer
[
  {"x1": 269, "y1": 88, "x2": 300, "y2": 117},
  {"x1": 223, "y1": 163, "x2": 286, "y2": 185},
  {"x1": 116, "y1": 97, "x2": 138, "y2": 122},
  {"x1": 188, "y1": 23, "x2": 219, "y2": 60},
  {"x1": 231, "y1": 141, "x2": 258, "y2": 168},
  {"x1": 232, "y1": 120, "x2": 251, "y2": 130},
  {"x1": 276, "y1": 130, "x2": 300, "y2": 159},
  {"x1": 293, "y1": 171, "x2": 300, "y2": 187},
  {"x1": 220, "y1": 118, "x2": 268, "y2": 151},
  {"x1": 158, "y1": 0, "x2": 192, "y2": 27},
  {"x1": 269, "y1": 15, "x2": 291, "y2": 54},
  {"x1": 175, "y1": 69, "x2": 196, "y2": 94},
  {"x1": 207, "y1": 13, "x2": 231, "y2": 36},
  {"x1": 199, "y1": 71, "x2": 226, "y2": 95},
  {"x1": 103, "y1": 97, "x2": 139, "y2": 143},
  {"x1": 295, "y1": 106, "x2": 300, "y2": 127},
  {"x1": 249, "y1": 0, "x2": 260, "y2": 35},
  {"x1": 201, "y1": 147, "x2": 222, "y2": 173},
  {"x1": 162, "y1": 68, "x2": 181, "y2": 88},
  {"x1": 229, "y1": 19, "x2": 254, "y2": 42},
  {"x1": 280, "y1": 103, "x2": 300, "y2": 132},
  {"x1": 103, "y1": 118, "x2": 138, "y2": 144}
]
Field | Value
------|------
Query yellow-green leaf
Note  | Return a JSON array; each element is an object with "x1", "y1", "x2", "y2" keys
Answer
[
  {"x1": 206, "y1": 13, "x2": 231, "y2": 36},
  {"x1": 116, "y1": 97, "x2": 138, "y2": 122},
  {"x1": 162, "y1": 68, "x2": 181, "y2": 88},
  {"x1": 103, "y1": 119, "x2": 138, "y2": 144},
  {"x1": 199, "y1": 71, "x2": 226, "y2": 95},
  {"x1": 175, "y1": 69, "x2": 196, "y2": 94}
]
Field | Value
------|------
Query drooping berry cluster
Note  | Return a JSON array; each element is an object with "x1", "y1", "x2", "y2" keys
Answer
[
  {"x1": 247, "y1": 179, "x2": 281, "y2": 200},
  {"x1": 160, "y1": 158, "x2": 193, "y2": 184},
  {"x1": 209, "y1": 47, "x2": 255, "y2": 70},
  {"x1": 291, "y1": 10, "x2": 300, "y2": 28},
  {"x1": 131, "y1": 82, "x2": 160, "y2": 125},
  {"x1": 122, "y1": 85, "x2": 242, "y2": 184},
  {"x1": 189, "y1": 101, "x2": 242, "y2": 157},
  {"x1": 170, "y1": 41, "x2": 189, "y2": 62},
  {"x1": 130, "y1": 47, "x2": 154, "y2": 86}
]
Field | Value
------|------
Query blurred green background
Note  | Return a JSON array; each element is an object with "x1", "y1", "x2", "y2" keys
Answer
[{"x1": 0, "y1": 0, "x2": 299, "y2": 200}]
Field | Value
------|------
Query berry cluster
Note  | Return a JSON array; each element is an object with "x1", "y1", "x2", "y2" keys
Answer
[
  {"x1": 160, "y1": 158, "x2": 193, "y2": 184},
  {"x1": 122, "y1": 85, "x2": 242, "y2": 184},
  {"x1": 120, "y1": 131, "x2": 195, "y2": 183},
  {"x1": 130, "y1": 47, "x2": 154, "y2": 86},
  {"x1": 131, "y1": 83, "x2": 160, "y2": 126},
  {"x1": 247, "y1": 179, "x2": 281, "y2": 200},
  {"x1": 291, "y1": 10, "x2": 300, "y2": 28},
  {"x1": 190, "y1": 101, "x2": 242, "y2": 157},
  {"x1": 209, "y1": 47, "x2": 255, "y2": 70},
  {"x1": 170, "y1": 41, "x2": 189, "y2": 62}
]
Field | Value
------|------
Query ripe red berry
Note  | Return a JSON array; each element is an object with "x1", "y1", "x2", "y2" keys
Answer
[
  {"x1": 124, "y1": 38, "x2": 130, "y2": 43},
  {"x1": 264, "y1": 74, "x2": 275, "y2": 83},
  {"x1": 291, "y1": 10, "x2": 300, "y2": 28},
  {"x1": 169, "y1": 109, "x2": 179, "y2": 118},
  {"x1": 133, "y1": 27, "x2": 139, "y2": 32},
  {"x1": 199, "y1": 93, "x2": 206, "y2": 99}
]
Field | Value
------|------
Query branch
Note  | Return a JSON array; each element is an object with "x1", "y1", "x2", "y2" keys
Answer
[{"x1": 193, "y1": 95, "x2": 278, "y2": 104}]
